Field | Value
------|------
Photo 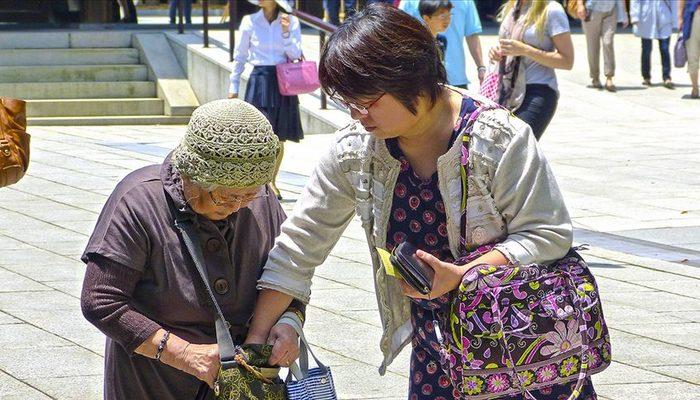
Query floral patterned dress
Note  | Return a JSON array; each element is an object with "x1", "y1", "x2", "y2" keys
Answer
[{"x1": 385, "y1": 98, "x2": 597, "y2": 400}]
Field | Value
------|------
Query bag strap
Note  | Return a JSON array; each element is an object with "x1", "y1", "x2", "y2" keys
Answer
[
  {"x1": 281, "y1": 314, "x2": 329, "y2": 382},
  {"x1": 172, "y1": 211, "x2": 238, "y2": 369}
]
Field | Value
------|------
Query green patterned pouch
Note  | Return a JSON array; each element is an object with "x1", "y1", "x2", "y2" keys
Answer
[{"x1": 214, "y1": 344, "x2": 287, "y2": 400}]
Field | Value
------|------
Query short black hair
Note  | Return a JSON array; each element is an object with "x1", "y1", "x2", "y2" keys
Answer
[
  {"x1": 418, "y1": 0, "x2": 452, "y2": 18},
  {"x1": 318, "y1": 3, "x2": 446, "y2": 114}
]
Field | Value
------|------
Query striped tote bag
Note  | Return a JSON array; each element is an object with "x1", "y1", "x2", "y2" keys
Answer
[{"x1": 284, "y1": 319, "x2": 337, "y2": 400}]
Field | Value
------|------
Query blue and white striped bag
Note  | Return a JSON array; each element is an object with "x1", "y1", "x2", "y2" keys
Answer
[{"x1": 283, "y1": 320, "x2": 337, "y2": 400}]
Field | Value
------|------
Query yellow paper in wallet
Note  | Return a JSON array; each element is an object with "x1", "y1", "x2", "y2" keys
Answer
[{"x1": 376, "y1": 247, "x2": 401, "y2": 279}]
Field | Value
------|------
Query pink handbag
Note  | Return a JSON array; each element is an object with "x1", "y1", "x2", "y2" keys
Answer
[
  {"x1": 479, "y1": 63, "x2": 500, "y2": 103},
  {"x1": 276, "y1": 56, "x2": 321, "y2": 96}
]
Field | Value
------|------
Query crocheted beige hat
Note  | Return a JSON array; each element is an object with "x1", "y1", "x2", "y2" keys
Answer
[{"x1": 172, "y1": 99, "x2": 280, "y2": 188}]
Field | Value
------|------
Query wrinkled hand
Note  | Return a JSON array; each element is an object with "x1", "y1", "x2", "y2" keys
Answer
[
  {"x1": 172, "y1": 343, "x2": 220, "y2": 389},
  {"x1": 488, "y1": 46, "x2": 503, "y2": 63},
  {"x1": 499, "y1": 39, "x2": 529, "y2": 57},
  {"x1": 228, "y1": 93, "x2": 238, "y2": 99},
  {"x1": 398, "y1": 250, "x2": 467, "y2": 300},
  {"x1": 576, "y1": 4, "x2": 587, "y2": 21},
  {"x1": 267, "y1": 323, "x2": 300, "y2": 367},
  {"x1": 280, "y1": 13, "x2": 290, "y2": 33}
]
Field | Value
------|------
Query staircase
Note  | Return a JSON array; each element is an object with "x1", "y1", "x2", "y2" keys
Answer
[{"x1": 0, "y1": 36, "x2": 192, "y2": 125}]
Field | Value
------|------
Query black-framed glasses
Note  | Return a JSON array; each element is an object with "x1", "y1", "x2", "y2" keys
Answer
[
  {"x1": 208, "y1": 185, "x2": 269, "y2": 207},
  {"x1": 329, "y1": 92, "x2": 385, "y2": 115}
]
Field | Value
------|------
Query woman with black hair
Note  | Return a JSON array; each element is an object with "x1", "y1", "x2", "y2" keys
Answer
[
  {"x1": 228, "y1": 0, "x2": 304, "y2": 201},
  {"x1": 245, "y1": 4, "x2": 595, "y2": 399}
]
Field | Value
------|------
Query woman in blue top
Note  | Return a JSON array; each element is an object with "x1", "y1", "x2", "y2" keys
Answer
[
  {"x1": 228, "y1": 0, "x2": 304, "y2": 200},
  {"x1": 630, "y1": 0, "x2": 679, "y2": 88}
]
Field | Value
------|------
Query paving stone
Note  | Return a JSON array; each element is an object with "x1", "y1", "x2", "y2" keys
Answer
[
  {"x1": 0, "y1": 310, "x2": 21, "y2": 325},
  {"x1": 1, "y1": 260, "x2": 85, "y2": 282},
  {"x1": 0, "y1": 346, "x2": 103, "y2": 380},
  {"x1": 592, "y1": 361, "x2": 677, "y2": 385},
  {"x1": 310, "y1": 287, "x2": 378, "y2": 313},
  {"x1": 7, "y1": 309, "x2": 105, "y2": 355},
  {"x1": 613, "y1": 323, "x2": 700, "y2": 351},
  {"x1": 595, "y1": 382, "x2": 700, "y2": 400},
  {"x1": 648, "y1": 365, "x2": 700, "y2": 385},
  {"x1": 0, "y1": 323, "x2": 73, "y2": 349},
  {"x1": 25, "y1": 375, "x2": 103, "y2": 400},
  {"x1": 602, "y1": 303, "x2": 688, "y2": 326},
  {"x1": 602, "y1": 291, "x2": 700, "y2": 312},
  {"x1": 330, "y1": 364, "x2": 408, "y2": 399},
  {"x1": 42, "y1": 280, "x2": 83, "y2": 298},
  {"x1": 0, "y1": 290, "x2": 79, "y2": 312},
  {"x1": 608, "y1": 330, "x2": 700, "y2": 367},
  {"x1": 0, "y1": 371, "x2": 52, "y2": 399},
  {"x1": 0, "y1": 269, "x2": 52, "y2": 293}
]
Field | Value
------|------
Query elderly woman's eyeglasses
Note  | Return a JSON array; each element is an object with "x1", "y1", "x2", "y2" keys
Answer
[
  {"x1": 329, "y1": 92, "x2": 385, "y2": 115},
  {"x1": 208, "y1": 186, "x2": 269, "y2": 207}
]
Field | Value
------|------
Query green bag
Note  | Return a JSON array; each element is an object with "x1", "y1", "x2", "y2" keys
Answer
[{"x1": 214, "y1": 344, "x2": 287, "y2": 400}]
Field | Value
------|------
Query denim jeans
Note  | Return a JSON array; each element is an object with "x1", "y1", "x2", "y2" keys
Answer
[
  {"x1": 641, "y1": 37, "x2": 671, "y2": 81},
  {"x1": 169, "y1": 0, "x2": 192, "y2": 24},
  {"x1": 323, "y1": 0, "x2": 357, "y2": 26},
  {"x1": 514, "y1": 84, "x2": 559, "y2": 141}
]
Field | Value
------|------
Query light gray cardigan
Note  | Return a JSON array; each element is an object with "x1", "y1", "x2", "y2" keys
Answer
[{"x1": 258, "y1": 106, "x2": 573, "y2": 374}]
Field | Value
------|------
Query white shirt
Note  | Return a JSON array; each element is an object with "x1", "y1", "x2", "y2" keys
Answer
[{"x1": 228, "y1": 10, "x2": 303, "y2": 94}]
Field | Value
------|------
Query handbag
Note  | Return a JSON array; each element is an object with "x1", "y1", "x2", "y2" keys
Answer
[
  {"x1": 276, "y1": 56, "x2": 321, "y2": 96},
  {"x1": 433, "y1": 101, "x2": 611, "y2": 400},
  {"x1": 282, "y1": 315, "x2": 338, "y2": 400},
  {"x1": 174, "y1": 213, "x2": 287, "y2": 400},
  {"x1": 478, "y1": 63, "x2": 500, "y2": 104},
  {"x1": 674, "y1": 35, "x2": 687, "y2": 68},
  {"x1": 0, "y1": 97, "x2": 30, "y2": 188}
]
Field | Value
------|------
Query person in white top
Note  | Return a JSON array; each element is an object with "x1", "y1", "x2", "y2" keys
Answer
[{"x1": 228, "y1": 0, "x2": 304, "y2": 200}]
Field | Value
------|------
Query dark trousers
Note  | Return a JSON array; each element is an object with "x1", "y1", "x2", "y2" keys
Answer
[
  {"x1": 641, "y1": 37, "x2": 671, "y2": 81},
  {"x1": 324, "y1": 0, "x2": 357, "y2": 26},
  {"x1": 514, "y1": 84, "x2": 559, "y2": 141},
  {"x1": 169, "y1": 0, "x2": 192, "y2": 24}
]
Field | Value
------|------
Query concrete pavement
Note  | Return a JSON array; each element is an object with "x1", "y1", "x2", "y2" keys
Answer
[{"x1": 0, "y1": 29, "x2": 698, "y2": 399}]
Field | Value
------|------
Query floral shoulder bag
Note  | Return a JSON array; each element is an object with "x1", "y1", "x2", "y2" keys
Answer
[{"x1": 434, "y1": 101, "x2": 612, "y2": 400}]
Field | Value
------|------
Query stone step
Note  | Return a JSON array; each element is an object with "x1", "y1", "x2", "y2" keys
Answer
[
  {"x1": 0, "y1": 81, "x2": 156, "y2": 100},
  {"x1": 28, "y1": 115, "x2": 191, "y2": 126},
  {"x1": 0, "y1": 48, "x2": 140, "y2": 66},
  {"x1": 27, "y1": 98, "x2": 164, "y2": 117},
  {"x1": 0, "y1": 65, "x2": 148, "y2": 83}
]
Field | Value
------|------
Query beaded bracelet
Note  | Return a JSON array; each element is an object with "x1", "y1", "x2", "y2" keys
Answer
[{"x1": 155, "y1": 330, "x2": 170, "y2": 361}]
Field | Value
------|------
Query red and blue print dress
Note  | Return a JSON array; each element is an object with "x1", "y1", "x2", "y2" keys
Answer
[{"x1": 384, "y1": 97, "x2": 596, "y2": 400}]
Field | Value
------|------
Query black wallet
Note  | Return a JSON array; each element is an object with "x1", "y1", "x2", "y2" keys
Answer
[{"x1": 390, "y1": 242, "x2": 435, "y2": 295}]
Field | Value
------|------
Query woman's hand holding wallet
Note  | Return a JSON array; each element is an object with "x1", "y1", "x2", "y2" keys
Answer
[{"x1": 387, "y1": 244, "x2": 510, "y2": 300}]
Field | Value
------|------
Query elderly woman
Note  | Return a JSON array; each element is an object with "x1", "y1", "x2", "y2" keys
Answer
[
  {"x1": 245, "y1": 4, "x2": 595, "y2": 400},
  {"x1": 80, "y1": 99, "x2": 303, "y2": 400}
]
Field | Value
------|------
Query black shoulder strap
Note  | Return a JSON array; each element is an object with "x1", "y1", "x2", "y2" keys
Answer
[{"x1": 169, "y1": 206, "x2": 238, "y2": 369}]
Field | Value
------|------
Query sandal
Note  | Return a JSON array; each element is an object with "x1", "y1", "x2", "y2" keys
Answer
[
  {"x1": 605, "y1": 79, "x2": 617, "y2": 92},
  {"x1": 663, "y1": 79, "x2": 674, "y2": 89},
  {"x1": 642, "y1": 79, "x2": 652, "y2": 86},
  {"x1": 591, "y1": 79, "x2": 603, "y2": 89}
]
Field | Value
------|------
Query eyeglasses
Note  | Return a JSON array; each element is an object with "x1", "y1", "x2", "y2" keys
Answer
[
  {"x1": 329, "y1": 92, "x2": 385, "y2": 115},
  {"x1": 208, "y1": 186, "x2": 269, "y2": 207}
]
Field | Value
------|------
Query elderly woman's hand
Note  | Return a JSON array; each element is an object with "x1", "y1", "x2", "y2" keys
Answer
[
  {"x1": 267, "y1": 323, "x2": 300, "y2": 367},
  {"x1": 170, "y1": 342, "x2": 221, "y2": 388}
]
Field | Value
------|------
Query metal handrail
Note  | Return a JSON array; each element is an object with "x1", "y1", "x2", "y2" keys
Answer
[{"x1": 181, "y1": 0, "x2": 336, "y2": 109}]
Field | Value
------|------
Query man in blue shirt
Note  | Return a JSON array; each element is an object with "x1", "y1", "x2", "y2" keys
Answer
[{"x1": 399, "y1": 0, "x2": 485, "y2": 88}]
